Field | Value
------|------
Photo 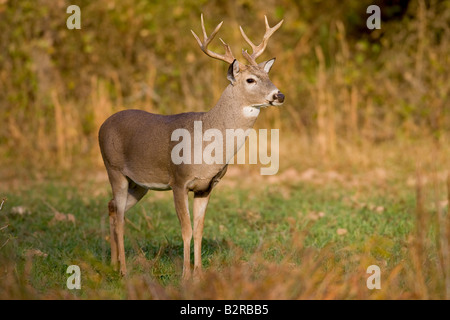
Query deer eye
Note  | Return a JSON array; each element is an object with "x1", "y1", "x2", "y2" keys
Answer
[{"x1": 246, "y1": 78, "x2": 256, "y2": 84}]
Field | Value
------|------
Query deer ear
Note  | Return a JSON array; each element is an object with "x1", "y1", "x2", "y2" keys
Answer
[
  {"x1": 227, "y1": 59, "x2": 240, "y2": 84},
  {"x1": 258, "y1": 58, "x2": 276, "y2": 73}
]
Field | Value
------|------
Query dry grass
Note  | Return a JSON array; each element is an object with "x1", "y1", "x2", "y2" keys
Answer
[
  {"x1": 0, "y1": 0, "x2": 449, "y2": 172},
  {"x1": 0, "y1": 0, "x2": 449, "y2": 300}
]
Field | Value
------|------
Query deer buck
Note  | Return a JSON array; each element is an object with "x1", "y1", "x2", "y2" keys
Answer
[{"x1": 98, "y1": 14, "x2": 284, "y2": 279}]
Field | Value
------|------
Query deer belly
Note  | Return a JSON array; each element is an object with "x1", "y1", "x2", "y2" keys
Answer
[
  {"x1": 134, "y1": 181, "x2": 172, "y2": 191},
  {"x1": 187, "y1": 164, "x2": 228, "y2": 193}
]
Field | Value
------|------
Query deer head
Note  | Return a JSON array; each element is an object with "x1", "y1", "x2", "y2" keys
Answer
[{"x1": 191, "y1": 14, "x2": 285, "y2": 109}]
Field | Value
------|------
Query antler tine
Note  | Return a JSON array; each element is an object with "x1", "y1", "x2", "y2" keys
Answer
[
  {"x1": 191, "y1": 13, "x2": 235, "y2": 64},
  {"x1": 239, "y1": 15, "x2": 284, "y2": 65}
]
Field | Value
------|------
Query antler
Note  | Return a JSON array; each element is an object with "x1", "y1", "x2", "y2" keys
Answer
[
  {"x1": 191, "y1": 14, "x2": 235, "y2": 64},
  {"x1": 239, "y1": 15, "x2": 284, "y2": 65}
]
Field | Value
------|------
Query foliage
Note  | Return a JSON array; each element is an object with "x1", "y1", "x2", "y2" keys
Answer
[
  {"x1": 0, "y1": 0, "x2": 449, "y2": 301},
  {"x1": 0, "y1": 0, "x2": 449, "y2": 170}
]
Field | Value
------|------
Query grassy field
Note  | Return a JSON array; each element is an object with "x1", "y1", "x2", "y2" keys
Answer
[
  {"x1": 1, "y1": 138, "x2": 449, "y2": 299},
  {"x1": 0, "y1": 0, "x2": 449, "y2": 300}
]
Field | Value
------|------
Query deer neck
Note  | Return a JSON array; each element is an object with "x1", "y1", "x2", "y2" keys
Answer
[
  {"x1": 199, "y1": 85, "x2": 261, "y2": 166},
  {"x1": 203, "y1": 84, "x2": 260, "y2": 132}
]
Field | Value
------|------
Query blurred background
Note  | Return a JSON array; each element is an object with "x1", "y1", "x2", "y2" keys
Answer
[
  {"x1": 0, "y1": 0, "x2": 449, "y2": 300},
  {"x1": 0, "y1": 0, "x2": 448, "y2": 176}
]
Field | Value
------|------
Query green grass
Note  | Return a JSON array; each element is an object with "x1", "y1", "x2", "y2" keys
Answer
[{"x1": 0, "y1": 174, "x2": 423, "y2": 299}]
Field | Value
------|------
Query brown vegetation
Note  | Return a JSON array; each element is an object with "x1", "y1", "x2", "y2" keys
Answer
[{"x1": 0, "y1": 0, "x2": 449, "y2": 300}]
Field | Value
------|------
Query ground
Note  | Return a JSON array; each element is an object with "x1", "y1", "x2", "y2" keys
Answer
[{"x1": 0, "y1": 139, "x2": 449, "y2": 299}]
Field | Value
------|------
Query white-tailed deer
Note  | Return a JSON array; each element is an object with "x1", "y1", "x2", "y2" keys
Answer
[{"x1": 99, "y1": 14, "x2": 284, "y2": 279}]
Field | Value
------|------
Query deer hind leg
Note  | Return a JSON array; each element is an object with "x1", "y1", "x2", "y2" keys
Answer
[
  {"x1": 108, "y1": 199, "x2": 119, "y2": 267},
  {"x1": 108, "y1": 178, "x2": 148, "y2": 275},
  {"x1": 173, "y1": 187, "x2": 192, "y2": 280},
  {"x1": 193, "y1": 192, "x2": 210, "y2": 278},
  {"x1": 107, "y1": 171, "x2": 129, "y2": 276}
]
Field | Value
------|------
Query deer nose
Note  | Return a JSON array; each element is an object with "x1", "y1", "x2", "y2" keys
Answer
[{"x1": 273, "y1": 92, "x2": 285, "y2": 103}]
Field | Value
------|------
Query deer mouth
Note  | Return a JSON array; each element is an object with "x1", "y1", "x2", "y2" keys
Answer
[{"x1": 268, "y1": 99, "x2": 284, "y2": 106}]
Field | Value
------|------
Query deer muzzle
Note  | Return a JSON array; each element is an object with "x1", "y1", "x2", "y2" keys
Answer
[
  {"x1": 271, "y1": 91, "x2": 285, "y2": 105},
  {"x1": 274, "y1": 92, "x2": 285, "y2": 103}
]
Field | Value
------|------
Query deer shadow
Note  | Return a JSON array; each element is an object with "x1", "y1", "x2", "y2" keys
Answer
[{"x1": 137, "y1": 237, "x2": 229, "y2": 263}]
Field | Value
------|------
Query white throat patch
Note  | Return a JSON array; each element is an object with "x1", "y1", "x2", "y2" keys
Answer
[{"x1": 242, "y1": 106, "x2": 261, "y2": 118}]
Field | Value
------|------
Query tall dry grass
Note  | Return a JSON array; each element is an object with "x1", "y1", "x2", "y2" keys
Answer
[{"x1": 0, "y1": 0, "x2": 448, "y2": 175}]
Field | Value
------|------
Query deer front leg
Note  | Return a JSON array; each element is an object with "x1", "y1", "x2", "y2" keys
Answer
[
  {"x1": 193, "y1": 192, "x2": 210, "y2": 277},
  {"x1": 173, "y1": 187, "x2": 192, "y2": 280}
]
